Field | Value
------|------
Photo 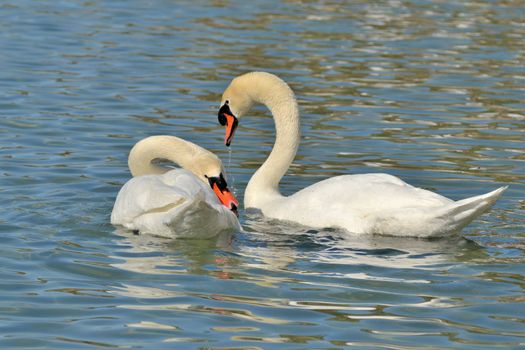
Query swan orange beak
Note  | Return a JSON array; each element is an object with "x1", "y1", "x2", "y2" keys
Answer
[
  {"x1": 207, "y1": 174, "x2": 239, "y2": 216},
  {"x1": 218, "y1": 104, "x2": 238, "y2": 147},
  {"x1": 223, "y1": 114, "x2": 237, "y2": 147},
  {"x1": 212, "y1": 183, "x2": 239, "y2": 216}
]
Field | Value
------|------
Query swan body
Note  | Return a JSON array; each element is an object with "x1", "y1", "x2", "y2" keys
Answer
[
  {"x1": 218, "y1": 72, "x2": 506, "y2": 238},
  {"x1": 111, "y1": 135, "x2": 240, "y2": 238}
]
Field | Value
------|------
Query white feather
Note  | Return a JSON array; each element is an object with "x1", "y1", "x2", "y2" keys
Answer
[{"x1": 111, "y1": 136, "x2": 240, "y2": 238}]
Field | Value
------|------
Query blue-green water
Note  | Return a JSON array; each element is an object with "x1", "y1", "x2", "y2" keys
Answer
[{"x1": 1, "y1": 1, "x2": 524, "y2": 349}]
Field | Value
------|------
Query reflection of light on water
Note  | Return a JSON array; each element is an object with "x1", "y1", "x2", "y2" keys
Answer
[
  {"x1": 412, "y1": 296, "x2": 460, "y2": 309},
  {"x1": 162, "y1": 337, "x2": 210, "y2": 344},
  {"x1": 117, "y1": 303, "x2": 295, "y2": 325},
  {"x1": 127, "y1": 321, "x2": 180, "y2": 331},
  {"x1": 230, "y1": 335, "x2": 294, "y2": 344},
  {"x1": 212, "y1": 326, "x2": 260, "y2": 332},
  {"x1": 367, "y1": 330, "x2": 442, "y2": 336},
  {"x1": 342, "y1": 272, "x2": 430, "y2": 284},
  {"x1": 343, "y1": 341, "x2": 428, "y2": 349},
  {"x1": 111, "y1": 256, "x2": 185, "y2": 275},
  {"x1": 288, "y1": 301, "x2": 374, "y2": 311},
  {"x1": 54, "y1": 337, "x2": 131, "y2": 349},
  {"x1": 310, "y1": 247, "x2": 449, "y2": 270},
  {"x1": 111, "y1": 284, "x2": 182, "y2": 299},
  {"x1": 348, "y1": 314, "x2": 405, "y2": 321}
]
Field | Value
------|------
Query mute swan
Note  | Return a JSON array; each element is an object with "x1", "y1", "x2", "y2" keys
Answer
[
  {"x1": 217, "y1": 72, "x2": 506, "y2": 238},
  {"x1": 111, "y1": 135, "x2": 241, "y2": 238}
]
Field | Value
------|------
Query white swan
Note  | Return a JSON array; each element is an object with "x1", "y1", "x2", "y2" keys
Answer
[
  {"x1": 111, "y1": 135, "x2": 241, "y2": 238},
  {"x1": 217, "y1": 72, "x2": 506, "y2": 238}
]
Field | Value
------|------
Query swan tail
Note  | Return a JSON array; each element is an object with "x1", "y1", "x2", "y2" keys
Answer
[{"x1": 435, "y1": 186, "x2": 507, "y2": 234}]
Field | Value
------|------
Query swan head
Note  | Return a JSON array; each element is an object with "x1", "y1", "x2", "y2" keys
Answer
[
  {"x1": 218, "y1": 72, "x2": 297, "y2": 147},
  {"x1": 218, "y1": 102, "x2": 239, "y2": 147},
  {"x1": 218, "y1": 74, "x2": 258, "y2": 146},
  {"x1": 188, "y1": 155, "x2": 239, "y2": 216},
  {"x1": 205, "y1": 172, "x2": 238, "y2": 216}
]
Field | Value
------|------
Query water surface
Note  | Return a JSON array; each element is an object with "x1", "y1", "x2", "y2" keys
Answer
[{"x1": 1, "y1": 1, "x2": 524, "y2": 349}]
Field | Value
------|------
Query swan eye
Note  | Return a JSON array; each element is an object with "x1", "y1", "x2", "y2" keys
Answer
[
  {"x1": 207, "y1": 173, "x2": 230, "y2": 191},
  {"x1": 218, "y1": 103, "x2": 234, "y2": 126},
  {"x1": 225, "y1": 100, "x2": 229, "y2": 105}
]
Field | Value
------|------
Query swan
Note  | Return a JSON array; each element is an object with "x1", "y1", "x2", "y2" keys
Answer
[
  {"x1": 111, "y1": 135, "x2": 241, "y2": 238},
  {"x1": 217, "y1": 72, "x2": 506, "y2": 238}
]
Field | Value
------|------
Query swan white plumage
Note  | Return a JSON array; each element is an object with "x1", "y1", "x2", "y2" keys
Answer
[
  {"x1": 111, "y1": 135, "x2": 241, "y2": 238},
  {"x1": 217, "y1": 72, "x2": 506, "y2": 238}
]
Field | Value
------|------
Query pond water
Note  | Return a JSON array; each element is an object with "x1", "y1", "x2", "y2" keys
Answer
[{"x1": 1, "y1": 0, "x2": 524, "y2": 349}]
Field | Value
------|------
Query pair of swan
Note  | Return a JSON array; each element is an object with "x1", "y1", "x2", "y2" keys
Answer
[{"x1": 112, "y1": 72, "x2": 505, "y2": 238}]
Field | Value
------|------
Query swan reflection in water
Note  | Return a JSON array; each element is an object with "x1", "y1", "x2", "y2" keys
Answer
[
  {"x1": 110, "y1": 216, "x2": 486, "y2": 289},
  {"x1": 110, "y1": 227, "x2": 235, "y2": 276},
  {"x1": 108, "y1": 222, "x2": 487, "y2": 337},
  {"x1": 239, "y1": 210, "x2": 486, "y2": 271}
]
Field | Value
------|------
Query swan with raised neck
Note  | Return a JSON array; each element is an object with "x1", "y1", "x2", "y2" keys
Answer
[
  {"x1": 218, "y1": 72, "x2": 507, "y2": 237},
  {"x1": 220, "y1": 72, "x2": 301, "y2": 208}
]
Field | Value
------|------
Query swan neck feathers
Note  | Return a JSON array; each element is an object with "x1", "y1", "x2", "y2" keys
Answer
[
  {"x1": 128, "y1": 135, "x2": 222, "y2": 182},
  {"x1": 230, "y1": 72, "x2": 300, "y2": 207}
]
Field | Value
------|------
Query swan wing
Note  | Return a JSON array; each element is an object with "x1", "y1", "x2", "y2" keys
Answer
[
  {"x1": 111, "y1": 170, "x2": 187, "y2": 225},
  {"x1": 140, "y1": 190, "x2": 240, "y2": 238},
  {"x1": 111, "y1": 169, "x2": 239, "y2": 237},
  {"x1": 262, "y1": 173, "x2": 450, "y2": 234},
  {"x1": 287, "y1": 173, "x2": 451, "y2": 210},
  {"x1": 265, "y1": 174, "x2": 504, "y2": 237}
]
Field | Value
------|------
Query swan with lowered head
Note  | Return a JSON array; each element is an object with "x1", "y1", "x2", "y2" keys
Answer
[
  {"x1": 111, "y1": 135, "x2": 241, "y2": 238},
  {"x1": 217, "y1": 72, "x2": 506, "y2": 238}
]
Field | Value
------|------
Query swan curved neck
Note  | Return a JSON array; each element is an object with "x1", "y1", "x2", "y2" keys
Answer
[
  {"x1": 128, "y1": 136, "x2": 197, "y2": 177},
  {"x1": 244, "y1": 74, "x2": 300, "y2": 206}
]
